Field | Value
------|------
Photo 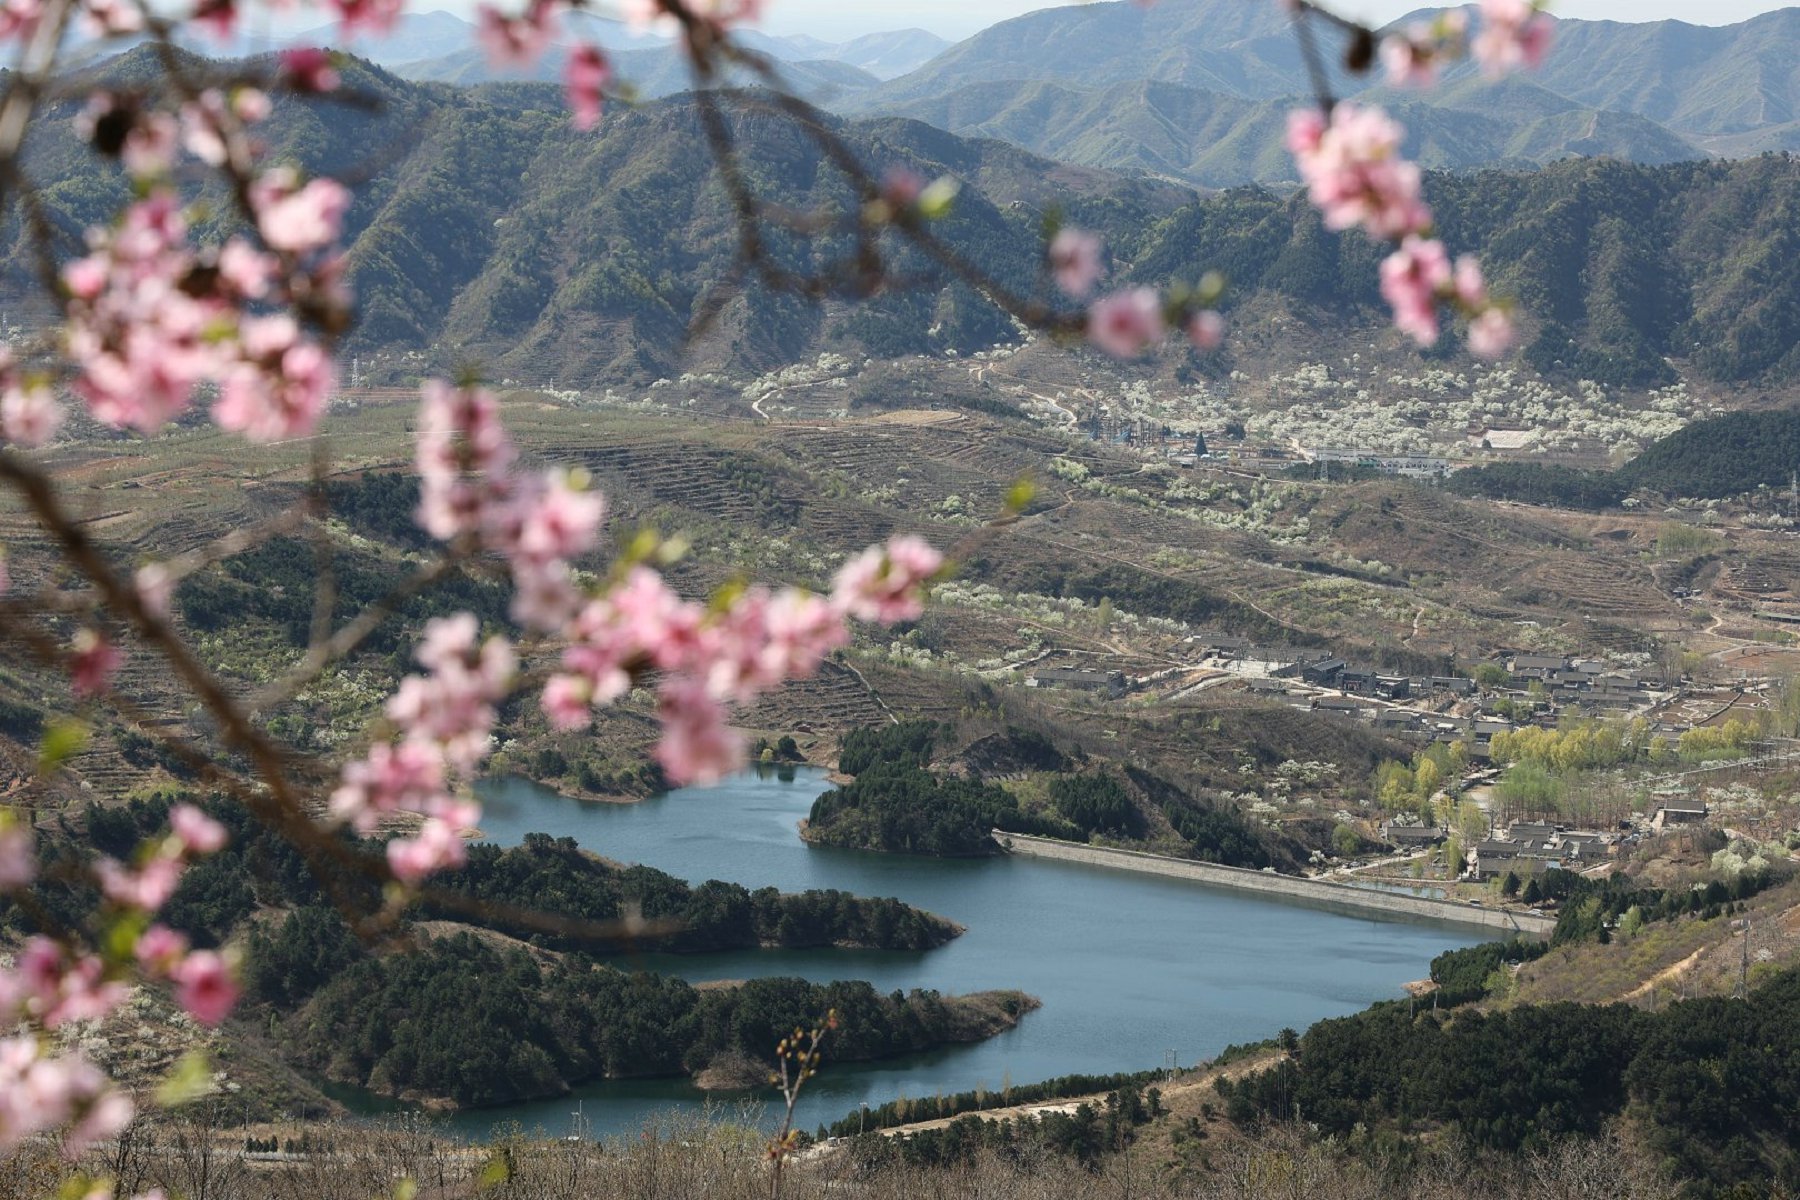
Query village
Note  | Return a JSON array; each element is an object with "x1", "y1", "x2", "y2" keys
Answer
[{"x1": 1024, "y1": 636, "x2": 1788, "y2": 895}]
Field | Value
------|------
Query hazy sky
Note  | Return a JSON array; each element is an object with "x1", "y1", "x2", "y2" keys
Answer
[{"x1": 757, "y1": 0, "x2": 1797, "y2": 41}]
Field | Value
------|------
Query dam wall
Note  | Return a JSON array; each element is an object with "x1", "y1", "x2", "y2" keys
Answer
[{"x1": 993, "y1": 832, "x2": 1557, "y2": 938}]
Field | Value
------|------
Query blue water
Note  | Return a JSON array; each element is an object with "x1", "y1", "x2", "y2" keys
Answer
[{"x1": 410, "y1": 768, "x2": 1478, "y2": 1140}]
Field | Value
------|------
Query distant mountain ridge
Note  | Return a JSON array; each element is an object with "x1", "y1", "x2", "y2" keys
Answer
[
  {"x1": 216, "y1": 2, "x2": 1800, "y2": 186},
  {"x1": 10, "y1": 52, "x2": 1799, "y2": 390},
  {"x1": 835, "y1": 0, "x2": 1800, "y2": 184}
]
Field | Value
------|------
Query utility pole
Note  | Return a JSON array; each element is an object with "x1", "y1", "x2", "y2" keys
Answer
[{"x1": 1739, "y1": 917, "x2": 1752, "y2": 999}]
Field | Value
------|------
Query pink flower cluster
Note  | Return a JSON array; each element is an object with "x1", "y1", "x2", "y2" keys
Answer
[
  {"x1": 0, "y1": 1036, "x2": 131, "y2": 1155},
  {"x1": 1288, "y1": 104, "x2": 1513, "y2": 356},
  {"x1": 1380, "y1": 11, "x2": 1467, "y2": 87},
  {"x1": 56, "y1": 87, "x2": 351, "y2": 446},
  {"x1": 1286, "y1": 103, "x2": 1426, "y2": 240},
  {"x1": 1, "y1": 939, "x2": 127, "y2": 1030},
  {"x1": 1057, "y1": 227, "x2": 1221, "y2": 360},
  {"x1": 1382, "y1": 1, "x2": 1551, "y2": 85},
  {"x1": 335, "y1": 381, "x2": 944, "y2": 881},
  {"x1": 61, "y1": 182, "x2": 339, "y2": 441},
  {"x1": 546, "y1": 535, "x2": 940, "y2": 785},
  {"x1": 0, "y1": 347, "x2": 63, "y2": 448},
  {"x1": 332, "y1": 614, "x2": 514, "y2": 881},
  {"x1": 0, "y1": 806, "x2": 233, "y2": 1151},
  {"x1": 1473, "y1": 0, "x2": 1553, "y2": 77}
]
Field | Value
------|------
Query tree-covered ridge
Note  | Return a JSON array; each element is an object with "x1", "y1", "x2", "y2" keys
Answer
[
  {"x1": 6, "y1": 793, "x2": 998, "y2": 1109},
  {"x1": 426, "y1": 833, "x2": 960, "y2": 952},
  {"x1": 807, "y1": 722, "x2": 1280, "y2": 867},
  {"x1": 1138, "y1": 156, "x2": 1800, "y2": 388},
  {"x1": 1212, "y1": 965, "x2": 1800, "y2": 1197},
  {"x1": 11, "y1": 56, "x2": 1800, "y2": 387},
  {"x1": 289, "y1": 933, "x2": 1037, "y2": 1107},
  {"x1": 1450, "y1": 407, "x2": 1800, "y2": 506},
  {"x1": 58, "y1": 794, "x2": 958, "y2": 958}
]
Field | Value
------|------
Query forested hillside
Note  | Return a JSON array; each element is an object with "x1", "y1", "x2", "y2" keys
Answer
[
  {"x1": 1450, "y1": 408, "x2": 1800, "y2": 505},
  {"x1": 9, "y1": 53, "x2": 1800, "y2": 389}
]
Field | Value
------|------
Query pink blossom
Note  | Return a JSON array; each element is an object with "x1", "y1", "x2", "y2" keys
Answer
[
  {"x1": 134, "y1": 925, "x2": 189, "y2": 975},
  {"x1": 0, "y1": 0, "x2": 42, "y2": 42},
  {"x1": 170, "y1": 803, "x2": 227, "y2": 855},
  {"x1": 508, "y1": 560, "x2": 581, "y2": 632},
  {"x1": 1049, "y1": 228, "x2": 1103, "y2": 299},
  {"x1": 120, "y1": 111, "x2": 178, "y2": 179},
  {"x1": 62, "y1": 192, "x2": 220, "y2": 433},
  {"x1": 1289, "y1": 102, "x2": 1429, "y2": 240},
  {"x1": 82, "y1": 0, "x2": 143, "y2": 39},
  {"x1": 1186, "y1": 309, "x2": 1224, "y2": 351},
  {"x1": 179, "y1": 91, "x2": 232, "y2": 167},
  {"x1": 64, "y1": 1087, "x2": 133, "y2": 1155},
  {"x1": 879, "y1": 166, "x2": 925, "y2": 209},
  {"x1": 565, "y1": 42, "x2": 611, "y2": 131},
  {"x1": 213, "y1": 316, "x2": 335, "y2": 441},
  {"x1": 387, "y1": 818, "x2": 466, "y2": 883},
  {"x1": 6, "y1": 938, "x2": 128, "y2": 1028},
  {"x1": 331, "y1": 739, "x2": 446, "y2": 831},
  {"x1": 1380, "y1": 34, "x2": 1434, "y2": 86},
  {"x1": 188, "y1": 0, "x2": 235, "y2": 39},
  {"x1": 134, "y1": 561, "x2": 174, "y2": 619},
  {"x1": 0, "y1": 818, "x2": 32, "y2": 890},
  {"x1": 830, "y1": 534, "x2": 942, "y2": 624},
  {"x1": 1467, "y1": 307, "x2": 1516, "y2": 360},
  {"x1": 66, "y1": 1099, "x2": 134, "y2": 1161},
  {"x1": 476, "y1": 0, "x2": 558, "y2": 67},
  {"x1": 252, "y1": 170, "x2": 350, "y2": 256},
  {"x1": 1380, "y1": 13, "x2": 1464, "y2": 87},
  {"x1": 1086, "y1": 287, "x2": 1166, "y2": 358},
  {"x1": 507, "y1": 470, "x2": 605, "y2": 565},
  {"x1": 0, "y1": 1037, "x2": 131, "y2": 1155},
  {"x1": 1, "y1": 378, "x2": 63, "y2": 447},
  {"x1": 217, "y1": 238, "x2": 274, "y2": 298},
  {"x1": 1452, "y1": 254, "x2": 1488, "y2": 308},
  {"x1": 328, "y1": 0, "x2": 404, "y2": 36},
  {"x1": 1473, "y1": 0, "x2": 1552, "y2": 76},
  {"x1": 1284, "y1": 107, "x2": 1325, "y2": 158},
  {"x1": 280, "y1": 48, "x2": 341, "y2": 93},
  {"x1": 414, "y1": 380, "x2": 515, "y2": 542},
  {"x1": 416, "y1": 612, "x2": 480, "y2": 672},
  {"x1": 654, "y1": 679, "x2": 743, "y2": 786},
  {"x1": 69, "y1": 629, "x2": 121, "y2": 699},
  {"x1": 171, "y1": 950, "x2": 237, "y2": 1026},
  {"x1": 95, "y1": 856, "x2": 183, "y2": 911},
  {"x1": 541, "y1": 673, "x2": 594, "y2": 731},
  {"x1": 761, "y1": 587, "x2": 848, "y2": 679},
  {"x1": 1379, "y1": 235, "x2": 1453, "y2": 346}
]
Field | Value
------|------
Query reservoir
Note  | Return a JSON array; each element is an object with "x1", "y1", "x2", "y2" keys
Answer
[{"x1": 439, "y1": 767, "x2": 1479, "y2": 1140}]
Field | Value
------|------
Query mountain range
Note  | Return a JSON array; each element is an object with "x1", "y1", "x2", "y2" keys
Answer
[
  {"x1": 13, "y1": 50, "x2": 1798, "y2": 391},
  {"x1": 269, "y1": 1, "x2": 1800, "y2": 187}
]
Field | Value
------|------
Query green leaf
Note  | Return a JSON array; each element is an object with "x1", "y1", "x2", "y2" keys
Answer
[
  {"x1": 38, "y1": 719, "x2": 89, "y2": 775},
  {"x1": 1002, "y1": 476, "x2": 1037, "y2": 517},
  {"x1": 917, "y1": 177, "x2": 960, "y2": 221},
  {"x1": 156, "y1": 1051, "x2": 214, "y2": 1108},
  {"x1": 477, "y1": 1154, "x2": 511, "y2": 1189}
]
